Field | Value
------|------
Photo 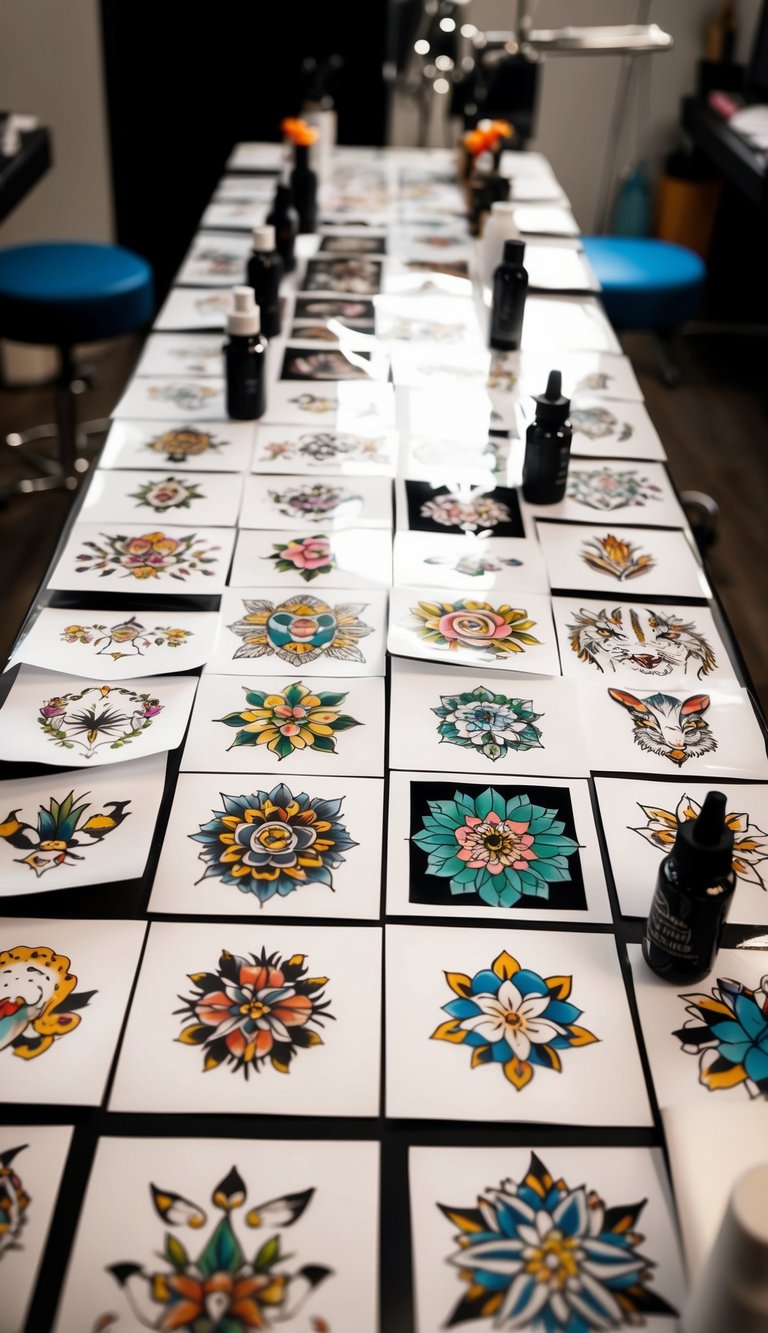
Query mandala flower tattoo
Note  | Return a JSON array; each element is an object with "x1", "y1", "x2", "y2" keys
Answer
[
  {"x1": 190, "y1": 782, "x2": 357, "y2": 903},
  {"x1": 269, "y1": 483, "x2": 361, "y2": 523},
  {"x1": 440, "y1": 1151, "x2": 677, "y2": 1328},
  {"x1": 228, "y1": 595, "x2": 373, "y2": 667},
  {"x1": 567, "y1": 466, "x2": 664, "y2": 512},
  {"x1": 632, "y1": 794, "x2": 768, "y2": 890},
  {"x1": 433, "y1": 686, "x2": 543, "y2": 762},
  {"x1": 145, "y1": 426, "x2": 224, "y2": 463},
  {"x1": 74, "y1": 529, "x2": 220, "y2": 581},
  {"x1": 0, "y1": 1146, "x2": 30, "y2": 1259},
  {"x1": 406, "y1": 599, "x2": 540, "y2": 659},
  {"x1": 413, "y1": 787, "x2": 580, "y2": 907},
  {"x1": 580, "y1": 534, "x2": 655, "y2": 582},
  {"x1": 265, "y1": 535, "x2": 335, "y2": 583},
  {"x1": 129, "y1": 475, "x2": 205, "y2": 512},
  {"x1": 420, "y1": 493, "x2": 511, "y2": 532},
  {"x1": 38, "y1": 683, "x2": 163, "y2": 760},
  {"x1": 674, "y1": 973, "x2": 768, "y2": 1098},
  {"x1": 103, "y1": 1165, "x2": 331, "y2": 1332},
  {"x1": 215, "y1": 682, "x2": 360, "y2": 759},
  {"x1": 432, "y1": 950, "x2": 598, "y2": 1090},
  {"x1": 176, "y1": 947, "x2": 334, "y2": 1077}
]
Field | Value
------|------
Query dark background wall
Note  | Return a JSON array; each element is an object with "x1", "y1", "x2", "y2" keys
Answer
[{"x1": 100, "y1": 0, "x2": 389, "y2": 301}]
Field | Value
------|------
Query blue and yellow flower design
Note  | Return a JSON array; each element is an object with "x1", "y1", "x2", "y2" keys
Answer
[{"x1": 674, "y1": 972, "x2": 768, "y2": 1098}]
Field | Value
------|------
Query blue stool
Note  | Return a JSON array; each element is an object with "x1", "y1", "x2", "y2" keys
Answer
[
  {"x1": 0, "y1": 241, "x2": 153, "y2": 494},
  {"x1": 582, "y1": 237, "x2": 706, "y2": 386}
]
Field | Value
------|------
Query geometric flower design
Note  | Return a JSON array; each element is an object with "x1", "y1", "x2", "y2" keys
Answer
[
  {"x1": 268, "y1": 483, "x2": 361, "y2": 524},
  {"x1": 265, "y1": 535, "x2": 335, "y2": 583},
  {"x1": 674, "y1": 972, "x2": 768, "y2": 1098},
  {"x1": 0, "y1": 1146, "x2": 30, "y2": 1259},
  {"x1": 74, "y1": 529, "x2": 220, "y2": 582},
  {"x1": 214, "y1": 682, "x2": 360, "y2": 760},
  {"x1": 105, "y1": 1164, "x2": 331, "y2": 1331},
  {"x1": 129, "y1": 475, "x2": 205, "y2": 512},
  {"x1": 61, "y1": 617, "x2": 192, "y2": 661},
  {"x1": 406, "y1": 599, "x2": 541, "y2": 659},
  {"x1": 567, "y1": 465, "x2": 664, "y2": 512},
  {"x1": 176, "y1": 947, "x2": 334, "y2": 1078},
  {"x1": 431, "y1": 949, "x2": 598, "y2": 1090},
  {"x1": 413, "y1": 787, "x2": 580, "y2": 908},
  {"x1": 632, "y1": 795, "x2": 768, "y2": 890},
  {"x1": 580, "y1": 533, "x2": 655, "y2": 582},
  {"x1": 145, "y1": 426, "x2": 224, "y2": 464},
  {"x1": 433, "y1": 686, "x2": 543, "y2": 762},
  {"x1": 190, "y1": 782, "x2": 357, "y2": 904},
  {"x1": 37, "y1": 683, "x2": 163, "y2": 760},
  {"x1": 0, "y1": 790, "x2": 130, "y2": 876},
  {"x1": 227, "y1": 595, "x2": 373, "y2": 667},
  {"x1": 0, "y1": 944, "x2": 95, "y2": 1059},
  {"x1": 439, "y1": 1151, "x2": 677, "y2": 1327},
  {"x1": 420, "y1": 493, "x2": 511, "y2": 532}
]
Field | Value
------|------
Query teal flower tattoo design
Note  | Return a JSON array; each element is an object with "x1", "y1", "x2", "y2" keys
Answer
[
  {"x1": 432, "y1": 686, "x2": 543, "y2": 762},
  {"x1": 412, "y1": 787, "x2": 580, "y2": 908},
  {"x1": 674, "y1": 972, "x2": 768, "y2": 1098}
]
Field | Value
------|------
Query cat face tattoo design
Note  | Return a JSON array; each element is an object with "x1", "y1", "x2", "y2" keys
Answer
[
  {"x1": 608, "y1": 689, "x2": 716, "y2": 766},
  {"x1": 568, "y1": 606, "x2": 716, "y2": 679}
]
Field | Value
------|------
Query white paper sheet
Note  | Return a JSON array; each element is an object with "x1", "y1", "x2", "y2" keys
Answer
[
  {"x1": 98, "y1": 416, "x2": 256, "y2": 471},
  {"x1": 112, "y1": 376, "x2": 227, "y2": 420},
  {"x1": 393, "y1": 532, "x2": 548, "y2": 595},
  {"x1": 388, "y1": 585, "x2": 561, "y2": 676},
  {"x1": 78, "y1": 468, "x2": 244, "y2": 527},
  {"x1": 239, "y1": 472, "x2": 392, "y2": 530},
  {"x1": 134, "y1": 331, "x2": 226, "y2": 377},
  {"x1": 153, "y1": 285, "x2": 233, "y2": 331},
  {"x1": 536, "y1": 521, "x2": 710, "y2": 599},
  {"x1": 176, "y1": 230, "x2": 252, "y2": 285},
  {"x1": 12, "y1": 606, "x2": 219, "y2": 681},
  {"x1": 0, "y1": 1125, "x2": 72, "y2": 1333},
  {"x1": 524, "y1": 459, "x2": 684, "y2": 526},
  {"x1": 228, "y1": 527, "x2": 392, "y2": 590},
  {"x1": 251, "y1": 421, "x2": 398, "y2": 475},
  {"x1": 265, "y1": 379, "x2": 395, "y2": 429},
  {"x1": 48, "y1": 521, "x2": 235, "y2": 594},
  {"x1": 209, "y1": 587, "x2": 388, "y2": 676}
]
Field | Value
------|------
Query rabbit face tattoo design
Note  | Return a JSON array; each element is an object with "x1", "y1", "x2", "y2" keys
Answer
[{"x1": 608, "y1": 689, "x2": 716, "y2": 766}]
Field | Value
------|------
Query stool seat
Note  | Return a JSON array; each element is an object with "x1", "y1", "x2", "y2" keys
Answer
[
  {"x1": 0, "y1": 241, "x2": 153, "y2": 345},
  {"x1": 582, "y1": 236, "x2": 706, "y2": 331}
]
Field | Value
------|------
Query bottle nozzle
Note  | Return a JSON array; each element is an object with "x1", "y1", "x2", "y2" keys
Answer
[
  {"x1": 545, "y1": 369, "x2": 562, "y2": 401},
  {"x1": 532, "y1": 368, "x2": 570, "y2": 424},
  {"x1": 227, "y1": 286, "x2": 261, "y2": 336},
  {"x1": 693, "y1": 791, "x2": 728, "y2": 846}
]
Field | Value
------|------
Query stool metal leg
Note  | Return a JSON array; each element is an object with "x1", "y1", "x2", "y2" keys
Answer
[
  {"x1": 0, "y1": 347, "x2": 107, "y2": 500},
  {"x1": 655, "y1": 331, "x2": 683, "y2": 388}
]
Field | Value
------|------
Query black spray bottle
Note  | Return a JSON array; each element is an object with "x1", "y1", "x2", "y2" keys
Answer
[
  {"x1": 489, "y1": 238, "x2": 528, "y2": 351},
  {"x1": 522, "y1": 370, "x2": 572, "y2": 504},
  {"x1": 246, "y1": 225, "x2": 284, "y2": 338},
  {"x1": 266, "y1": 183, "x2": 299, "y2": 273},
  {"x1": 224, "y1": 286, "x2": 267, "y2": 420},
  {"x1": 643, "y1": 790, "x2": 736, "y2": 982}
]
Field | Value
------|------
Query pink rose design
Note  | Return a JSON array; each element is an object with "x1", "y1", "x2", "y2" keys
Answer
[
  {"x1": 437, "y1": 609, "x2": 515, "y2": 646},
  {"x1": 283, "y1": 537, "x2": 332, "y2": 571}
]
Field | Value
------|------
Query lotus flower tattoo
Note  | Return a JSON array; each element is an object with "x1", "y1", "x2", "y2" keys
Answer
[
  {"x1": 632, "y1": 794, "x2": 768, "y2": 889},
  {"x1": 580, "y1": 534, "x2": 655, "y2": 582},
  {"x1": 674, "y1": 972, "x2": 768, "y2": 1098}
]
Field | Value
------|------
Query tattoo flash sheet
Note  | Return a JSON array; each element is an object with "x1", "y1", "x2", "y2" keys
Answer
[
  {"x1": 48, "y1": 521, "x2": 236, "y2": 594},
  {"x1": 581, "y1": 682, "x2": 768, "y2": 779},
  {"x1": 134, "y1": 331, "x2": 227, "y2": 378},
  {"x1": 153, "y1": 285, "x2": 234, "y2": 331},
  {"x1": 535, "y1": 522, "x2": 711, "y2": 600},
  {"x1": 0, "y1": 918, "x2": 145, "y2": 1104},
  {"x1": 520, "y1": 296, "x2": 622, "y2": 356},
  {"x1": 265, "y1": 380, "x2": 395, "y2": 430},
  {"x1": 109, "y1": 921, "x2": 382, "y2": 1115},
  {"x1": 487, "y1": 347, "x2": 644, "y2": 403},
  {"x1": 393, "y1": 532, "x2": 549, "y2": 596},
  {"x1": 385, "y1": 925, "x2": 652, "y2": 1124},
  {"x1": 0, "y1": 1125, "x2": 72, "y2": 1333},
  {"x1": 78, "y1": 468, "x2": 245, "y2": 528},
  {"x1": 12, "y1": 606, "x2": 220, "y2": 680},
  {"x1": 388, "y1": 587, "x2": 560, "y2": 676},
  {"x1": 99, "y1": 418, "x2": 256, "y2": 471},
  {"x1": 396, "y1": 479, "x2": 529, "y2": 540},
  {"x1": 208, "y1": 587, "x2": 388, "y2": 677},
  {"x1": 552, "y1": 596, "x2": 738, "y2": 688},
  {"x1": 176, "y1": 230, "x2": 253, "y2": 286},
  {"x1": 0, "y1": 755, "x2": 166, "y2": 896},
  {"x1": 148, "y1": 771, "x2": 383, "y2": 919},
  {"x1": 112, "y1": 376, "x2": 227, "y2": 421},
  {"x1": 54, "y1": 1136, "x2": 379, "y2": 1333},
  {"x1": 228, "y1": 528, "x2": 392, "y2": 591},
  {"x1": 409, "y1": 1144, "x2": 684, "y2": 1333},
  {"x1": 386, "y1": 768, "x2": 609, "y2": 924},
  {"x1": 239, "y1": 472, "x2": 392, "y2": 531},
  {"x1": 523, "y1": 459, "x2": 685, "y2": 527},
  {"x1": 251, "y1": 421, "x2": 398, "y2": 475},
  {"x1": 0, "y1": 666, "x2": 197, "y2": 767},
  {"x1": 181, "y1": 674, "x2": 385, "y2": 777},
  {"x1": 628, "y1": 944, "x2": 768, "y2": 1109},
  {"x1": 595, "y1": 776, "x2": 768, "y2": 926}
]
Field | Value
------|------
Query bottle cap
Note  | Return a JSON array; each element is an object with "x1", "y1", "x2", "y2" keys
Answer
[
  {"x1": 226, "y1": 285, "x2": 261, "y2": 336},
  {"x1": 532, "y1": 369, "x2": 570, "y2": 425},
  {"x1": 503, "y1": 238, "x2": 526, "y2": 265},
  {"x1": 490, "y1": 200, "x2": 517, "y2": 214},
  {"x1": 251, "y1": 224, "x2": 276, "y2": 252},
  {"x1": 673, "y1": 790, "x2": 734, "y2": 886}
]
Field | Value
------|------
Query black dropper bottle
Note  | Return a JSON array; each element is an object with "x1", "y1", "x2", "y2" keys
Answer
[
  {"x1": 246, "y1": 225, "x2": 284, "y2": 339},
  {"x1": 489, "y1": 238, "x2": 528, "y2": 351},
  {"x1": 643, "y1": 790, "x2": 736, "y2": 982},
  {"x1": 223, "y1": 286, "x2": 267, "y2": 421},
  {"x1": 290, "y1": 143, "x2": 318, "y2": 234},
  {"x1": 521, "y1": 370, "x2": 572, "y2": 504},
  {"x1": 266, "y1": 184, "x2": 299, "y2": 273}
]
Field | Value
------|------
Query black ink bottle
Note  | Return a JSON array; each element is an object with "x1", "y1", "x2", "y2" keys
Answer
[
  {"x1": 290, "y1": 143, "x2": 318, "y2": 234},
  {"x1": 489, "y1": 238, "x2": 528, "y2": 351},
  {"x1": 643, "y1": 790, "x2": 736, "y2": 983},
  {"x1": 224, "y1": 286, "x2": 267, "y2": 420},
  {"x1": 266, "y1": 183, "x2": 299, "y2": 273},
  {"x1": 246, "y1": 225, "x2": 284, "y2": 339},
  {"x1": 521, "y1": 370, "x2": 572, "y2": 504}
]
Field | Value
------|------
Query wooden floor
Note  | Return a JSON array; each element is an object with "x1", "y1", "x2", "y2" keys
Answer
[{"x1": 0, "y1": 330, "x2": 767, "y2": 714}]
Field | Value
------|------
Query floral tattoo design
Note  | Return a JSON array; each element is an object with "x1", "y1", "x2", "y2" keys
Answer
[
  {"x1": 265, "y1": 535, "x2": 335, "y2": 583},
  {"x1": 632, "y1": 794, "x2": 768, "y2": 890},
  {"x1": 420, "y1": 493, "x2": 511, "y2": 533},
  {"x1": 74, "y1": 530, "x2": 220, "y2": 582},
  {"x1": 0, "y1": 945, "x2": 94, "y2": 1060},
  {"x1": 268, "y1": 483, "x2": 362, "y2": 524},
  {"x1": 228, "y1": 595, "x2": 373, "y2": 667},
  {"x1": 413, "y1": 787, "x2": 580, "y2": 908},
  {"x1": 145, "y1": 426, "x2": 224, "y2": 464},
  {"x1": 0, "y1": 1146, "x2": 29, "y2": 1259},
  {"x1": 215, "y1": 682, "x2": 360, "y2": 760},
  {"x1": 674, "y1": 972, "x2": 768, "y2": 1098},
  {"x1": 147, "y1": 383, "x2": 220, "y2": 412},
  {"x1": 567, "y1": 466, "x2": 664, "y2": 512},
  {"x1": 580, "y1": 534, "x2": 655, "y2": 582},
  {"x1": 61, "y1": 617, "x2": 192, "y2": 661},
  {"x1": 176, "y1": 947, "x2": 333, "y2": 1078},
  {"x1": 433, "y1": 686, "x2": 543, "y2": 762},
  {"x1": 104, "y1": 1166, "x2": 331, "y2": 1330},
  {"x1": 38, "y1": 684, "x2": 163, "y2": 760},
  {"x1": 432, "y1": 949, "x2": 597, "y2": 1090},
  {"x1": 0, "y1": 790, "x2": 130, "y2": 877},
  {"x1": 259, "y1": 431, "x2": 389, "y2": 466},
  {"x1": 190, "y1": 782, "x2": 357, "y2": 904},
  {"x1": 129, "y1": 476, "x2": 205, "y2": 512},
  {"x1": 439, "y1": 1151, "x2": 676, "y2": 1328},
  {"x1": 406, "y1": 599, "x2": 540, "y2": 660}
]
